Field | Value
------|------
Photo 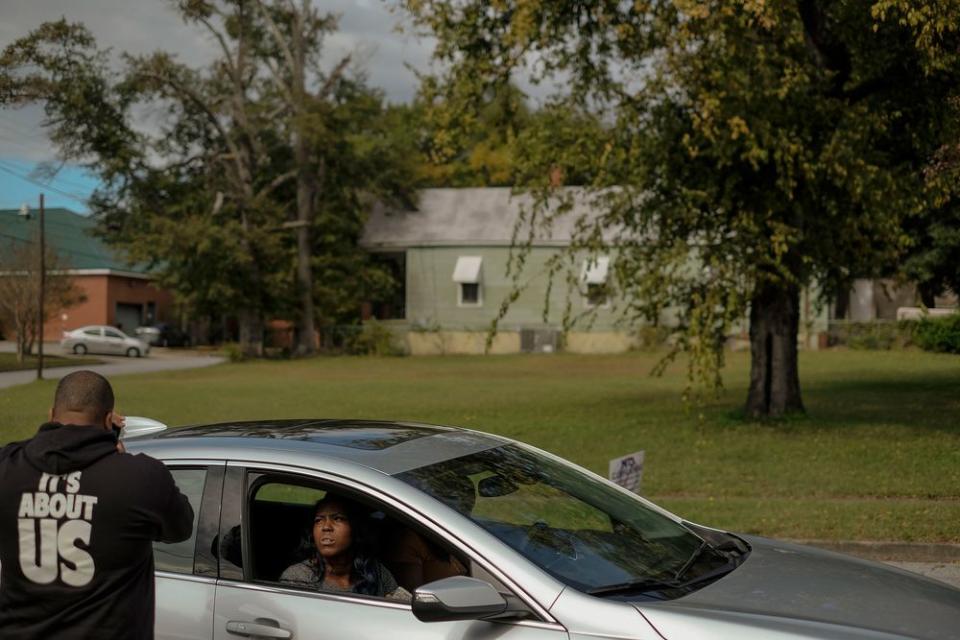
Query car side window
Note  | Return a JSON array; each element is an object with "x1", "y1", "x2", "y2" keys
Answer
[
  {"x1": 153, "y1": 467, "x2": 207, "y2": 574},
  {"x1": 247, "y1": 479, "x2": 327, "y2": 584},
  {"x1": 104, "y1": 329, "x2": 124, "y2": 339},
  {"x1": 82, "y1": 328, "x2": 101, "y2": 336},
  {"x1": 242, "y1": 472, "x2": 534, "y2": 617}
]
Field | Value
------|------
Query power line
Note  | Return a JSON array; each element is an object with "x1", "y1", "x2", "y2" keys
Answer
[
  {"x1": 0, "y1": 162, "x2": 89, "y2": 204},
  {"x1": 0, "y1": 230, "x2": 131, "y2": 265},
  {"x1": 0, "y1": 161, "x2": 88, "y2": 199},
  {"x1": 0, "y1": 158, "x2": 98, "y2": 199},
  {"x1": 0, "y1": 156, "x2": 100, "y2": 195}
]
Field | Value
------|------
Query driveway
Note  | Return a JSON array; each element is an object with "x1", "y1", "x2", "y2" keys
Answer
[{"x1": 0, "y1": 342, "x2": 226, "y2": 390}]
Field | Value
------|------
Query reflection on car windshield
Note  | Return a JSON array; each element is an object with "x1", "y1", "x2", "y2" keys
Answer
[{"x1": 397, "y1": 444, "x2": 726, "y2": 594}]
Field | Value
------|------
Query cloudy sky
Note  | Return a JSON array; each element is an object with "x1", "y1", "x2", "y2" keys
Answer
[{"x1": 0, "y1": 0, "x2": 435, "y2": 211}]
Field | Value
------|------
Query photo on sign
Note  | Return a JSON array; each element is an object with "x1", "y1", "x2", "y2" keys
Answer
[{"x1": 608, "y1": 451, "x2": 645, "y2": 493}]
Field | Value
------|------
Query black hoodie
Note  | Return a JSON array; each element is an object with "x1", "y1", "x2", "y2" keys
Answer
[{"x1": 0, "y1": 423, "x2": 194, "y2": 640}]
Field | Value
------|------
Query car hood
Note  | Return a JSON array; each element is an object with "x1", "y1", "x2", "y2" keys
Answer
[{"x1": 636, "y1": 537, "x2": 960, "y2": 640}]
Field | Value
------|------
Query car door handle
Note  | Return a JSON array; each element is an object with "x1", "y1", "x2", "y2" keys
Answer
[{"x1": 225, "y1": 619, "x2": 292, "y2": 639}]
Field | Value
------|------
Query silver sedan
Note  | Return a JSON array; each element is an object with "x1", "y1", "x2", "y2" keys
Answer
[
  {"x1": 61, "y1": 325, "x2": 150, "y2": 357},
  {"x1": 124, "y1": 419, "x2": 959, "y2": 640}
]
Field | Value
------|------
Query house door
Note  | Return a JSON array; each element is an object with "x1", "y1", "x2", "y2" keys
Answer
[{"x1": 115, "y1": 303, "x2": 142, "y2": 334}]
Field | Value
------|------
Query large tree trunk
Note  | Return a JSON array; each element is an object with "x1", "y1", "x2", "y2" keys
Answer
[
  {"x1": 291, "y1": 4, "x2": 316, "y2": 357},
  {"x1": 237, "y1": 308, "x2": 263, "y2": 358},
  {"x1": 294, "y1": 139, "x2": 317, "y2": 356},
  {"x1": 745, "y1": 282, "x2": 805, "y2": 418}
]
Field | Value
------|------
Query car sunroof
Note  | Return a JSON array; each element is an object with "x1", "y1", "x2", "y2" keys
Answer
[{"x1": 158, "y1": 420, "x2": 448, "y2": 450}]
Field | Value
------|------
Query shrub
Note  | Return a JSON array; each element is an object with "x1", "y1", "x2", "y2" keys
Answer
[
  {"x1": 829, "y1": 321, "x2": 909, "y2": 350},
  {"x1": 913, "y1": 314, "x2": 960, "y2": 354},
  {"x1": 632, "y1": 325, "x2": 672, "y2": 350},
  {"x1": 347, "y1": 321, "x2": 404, "y2": 356},
  {"x1": 221, "y1": 342, "x2": 246, "y2": 362}
]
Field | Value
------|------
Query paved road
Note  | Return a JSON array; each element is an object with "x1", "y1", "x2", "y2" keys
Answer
[
  {"x1": 0, "y1": 342, "x2": 225, "y2": 389},
  {"x1": 885, "y1": 562, "x2": 960, "y2": 589}
]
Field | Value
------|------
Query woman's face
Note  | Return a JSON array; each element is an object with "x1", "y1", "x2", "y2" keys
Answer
[{"x1": 313, "y1": 501, "x2": 353, "y2": 558}]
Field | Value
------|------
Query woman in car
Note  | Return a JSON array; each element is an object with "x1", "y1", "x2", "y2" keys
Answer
[{"x1": 280, "y1": 494, "x2": 411, "y2": 602}]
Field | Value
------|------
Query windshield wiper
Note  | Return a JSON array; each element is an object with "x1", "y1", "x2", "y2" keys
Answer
[
  {"x1": 588, "y1": 541, "x2": 739, "y2": 598},
  {"x1": 586, "y1": 577, "x2": 681, "y2": 596},
  {"x1": 587, "y1": 561, "x2": 739, "y2": 597},
  {"x1": 673, "y1": 540, "x2": 710, "y2": 583}
]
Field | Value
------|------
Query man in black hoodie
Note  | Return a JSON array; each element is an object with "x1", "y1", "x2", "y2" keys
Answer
[{"x1": 0, "y1": 370, "x2": 194, "y2": 639}]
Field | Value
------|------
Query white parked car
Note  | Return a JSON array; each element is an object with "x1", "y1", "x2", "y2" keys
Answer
[{"x1": 60, "y1": 325, "x2": 150, "y2": 357}]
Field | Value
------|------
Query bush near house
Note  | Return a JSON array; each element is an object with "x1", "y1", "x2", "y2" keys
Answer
[
  {"x1": 348, "y1": 321, "x2": 403, "y2": 357},
  {"x1": 913, "y1": 314, "x2": 960, "y2": 354},
  {"x1": 828, "y1": 321, "x2": 917, "y2": 350}
]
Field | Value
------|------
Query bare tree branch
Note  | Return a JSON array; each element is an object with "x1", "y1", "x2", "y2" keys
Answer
[
  {"x1": 253, "y1": 0, "x2": 298, "y2": 82},
  {"x1": 254, "y1": 168, "x2": 296, "y2": 202},
  {"x1": 140, "y1": 69, "x2": 252, "y2": 194},
  {"x1": 318, "y1": 54, "x2": 351, "y2": 99},
  {"x1": 261, "y1": 54, "x2": 296, "y2": 105}
]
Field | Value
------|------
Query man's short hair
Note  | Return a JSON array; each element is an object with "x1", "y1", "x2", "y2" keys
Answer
[{"x1": 53, "y1": 371, "x2": 115, "y2": 423}]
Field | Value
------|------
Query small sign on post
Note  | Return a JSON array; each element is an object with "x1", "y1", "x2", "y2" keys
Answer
[{"x1": 609, "y1": 450, "x2": 645, "y2": 494}]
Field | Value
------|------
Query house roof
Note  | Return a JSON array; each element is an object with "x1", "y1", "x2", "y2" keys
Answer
[
  {"x1": 361, "y1": 187, "x2": 617, "y2": 249},
  {"x1": 0, "y1": 207, "x2": 148, "y2": 276}
]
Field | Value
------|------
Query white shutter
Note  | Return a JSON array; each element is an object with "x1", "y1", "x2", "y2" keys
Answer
[
  {"x1": 581, "y1": 256, "x2": 610, "y2": 284},
  {"x1": 452, "y1": 256, "x2": 483, "y2": 283}
]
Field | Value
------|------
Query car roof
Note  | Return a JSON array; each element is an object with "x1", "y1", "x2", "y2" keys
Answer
[{"x1": 133, "y1": 419, "x2": 511, "y2": 475}]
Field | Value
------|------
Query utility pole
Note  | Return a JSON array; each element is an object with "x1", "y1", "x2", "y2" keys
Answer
[{"x1": 36, "y1": 193, "x2": 45, "y2": 381}]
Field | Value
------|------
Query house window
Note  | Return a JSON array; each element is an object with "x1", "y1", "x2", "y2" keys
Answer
[
  {"x1": 453, "y1": 256, "x2": 483, "y2": 307},
  {"x1": 460, "y1": 282, "x2": 480, "y2": 305},
  {"x1": 581, "y1": 256, "x2": 611, "y2": 308},
  {"x1": 586, "y1": 283, "x2": 609, "y2": 307}
]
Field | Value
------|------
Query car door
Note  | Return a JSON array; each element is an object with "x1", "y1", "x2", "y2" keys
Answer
[
  {"x1": 154, "y1": 463, "x2": 224, "y2": 640},
  {"x1": 212, "y1": 465, "x2": 569, "y2": 640},
  {"x1": 80, "y1": 327, "x2": 105, "y2": 354},
  {"x1": 102, "y1": 327, "x2": 127, "y2": 354}
]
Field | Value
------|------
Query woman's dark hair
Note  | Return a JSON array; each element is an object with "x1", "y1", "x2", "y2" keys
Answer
[{"x1": 308, "y1": 494, "x2": 381, "y2": 596}]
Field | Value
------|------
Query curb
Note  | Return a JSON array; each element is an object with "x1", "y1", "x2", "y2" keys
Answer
[{"x1": 788, "y1": 540, "x2": 960, "y2": 563}]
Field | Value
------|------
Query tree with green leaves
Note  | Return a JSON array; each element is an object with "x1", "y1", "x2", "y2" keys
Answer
[
  {"x1": 874, "y1": 0, "x2": 960, "y2": 304},
  {"x1": 1, "y1": 2, "x2": 415, "y2": 354},
  {"x1": 396, "y1": 81, "x2": 605, "y2": 188},
  {"x1": 402, "y1": 0, "x2": 960, "y2": 417}
]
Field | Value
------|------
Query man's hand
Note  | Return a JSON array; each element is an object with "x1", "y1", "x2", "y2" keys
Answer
[{"x1": 112, "y1": 412, "x2": 126, "y2": 453}]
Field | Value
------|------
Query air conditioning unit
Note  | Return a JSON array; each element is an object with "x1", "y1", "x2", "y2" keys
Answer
[{"x1": 520, "y1": 328, "x2": 559, "y2": 353}]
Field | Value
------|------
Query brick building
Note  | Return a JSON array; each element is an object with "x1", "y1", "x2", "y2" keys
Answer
[{"x1": 0, "y1": 207, "x2": 175, "y2": 340}]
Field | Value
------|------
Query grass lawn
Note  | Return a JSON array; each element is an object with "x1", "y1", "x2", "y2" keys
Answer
[
  {"x1": 0, "y1": 353, "x2": 102, "y2": 373},
  {"x1": 1, "y1": 349, "x2": 957, "y2": 542}
]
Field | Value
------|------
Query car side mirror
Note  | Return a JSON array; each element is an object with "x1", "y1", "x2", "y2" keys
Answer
[{"x1": 411, "y1": 576, "x2": 508, "y2": 622}]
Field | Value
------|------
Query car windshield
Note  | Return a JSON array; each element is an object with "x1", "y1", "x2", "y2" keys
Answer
[{"x1": 397, "y1": 444, "x2": 726, "y2": 594}]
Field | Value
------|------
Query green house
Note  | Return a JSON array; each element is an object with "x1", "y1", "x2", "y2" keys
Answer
[{"x1": 361, "y1": 188, "x2": 648, "y2": 355}]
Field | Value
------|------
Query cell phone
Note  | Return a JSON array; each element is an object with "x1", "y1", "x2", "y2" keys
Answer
[{"x1": 111, "y1": 424, "x2": 123, "y2": 442}]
